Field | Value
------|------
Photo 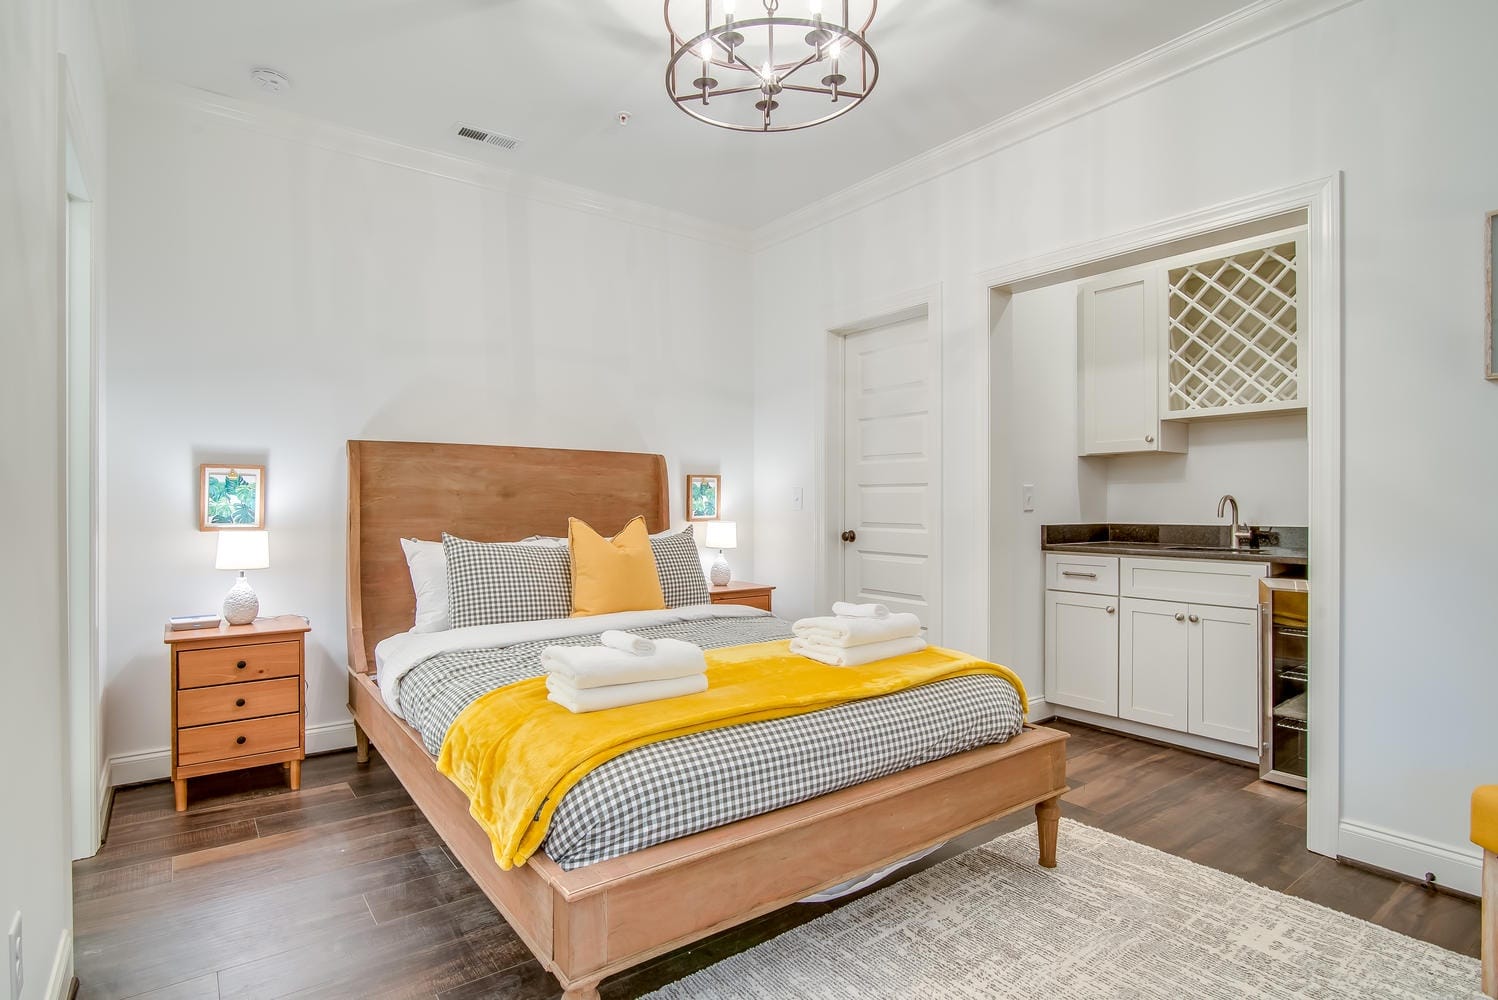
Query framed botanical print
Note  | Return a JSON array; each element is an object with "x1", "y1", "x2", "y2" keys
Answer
[
  {"x1": 200, "y1": 464, "x2": 265, "y2": 530},
  {"x1": 686, "y1": 474, "x2": 721, "y2": 521},
  {"x1": 1487, "y1": 210, "x2": 1497, "y2": 380}
]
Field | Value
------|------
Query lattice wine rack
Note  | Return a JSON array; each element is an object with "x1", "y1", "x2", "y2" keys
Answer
[{"x1": 1165, "y1": 237, "x2": 1302, "y2": 417}]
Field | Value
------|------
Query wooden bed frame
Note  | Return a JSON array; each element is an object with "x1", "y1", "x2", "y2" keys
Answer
[{"x1": 345, "y1": 439, "x2": 1068, "y2": 999}]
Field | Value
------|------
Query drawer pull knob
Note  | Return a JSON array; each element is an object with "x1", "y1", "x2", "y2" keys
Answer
[
  {"x1": 235, "y1": 698, "x2": 247, "y2": 708},
  {"x1": 1188, "y1": 614, "x2": 1200, "y2": 623},
  {"x1": 1145, "y1": 434, "x2": 1155, "y2": 443},
  {"x1": 1105, "y1": 606, "x2": 1115, "y2": 615},
  {"x1": 236, "y1": 735, "x2": 247, "y2": 745},
  {"x1": 1174, "y1": 612, "x2": 1186, "y2": 622},
  {"x1": 236, "y1": 660, "x2": 247, "y2": 670}
]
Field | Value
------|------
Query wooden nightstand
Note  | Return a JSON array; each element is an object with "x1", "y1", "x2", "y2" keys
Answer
[
  {"x1": 707, "y1": 581, "x2": 775, "y2": 612},
  {"x1": 163, "y1": 614, "x2": 310, "y2": 811}
]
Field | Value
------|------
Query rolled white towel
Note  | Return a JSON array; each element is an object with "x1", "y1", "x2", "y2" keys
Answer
[
  {"x1": 792, "y1": 612, "x2": 923, "y2": 647},
  {"x1": 832, "y1": 601, "x2": 890, "y2": 619},
  {"x1": 790, "y1": 635, "x2": 927, "y2": 668},
  {"x1": 546, "y1": 673, "x2": 708, "y2": 714},
  {"x1": 600, "y1": 630, "x2": 656, "y2": 656},
  {"x1": 541, "y1": 637, "x2": 706, "y2": 690}
]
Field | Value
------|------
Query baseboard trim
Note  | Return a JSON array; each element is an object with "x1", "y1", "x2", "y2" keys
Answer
[
  {"x1": 1026, "y1": 698, "x2": 1054, "y2": 723},
  {"x1": 1049, "y1": 706, "x2": 1258, "y2": 765},
  {"x1": 107, "y1": 719, "x2": 358, "y2": 787},
  {"x1": 1338, "y1": 819, "x2": 1482, "y2": 897},
  {"x1": 47, "y1": 929, "x2": 73, "y2": 1000}
]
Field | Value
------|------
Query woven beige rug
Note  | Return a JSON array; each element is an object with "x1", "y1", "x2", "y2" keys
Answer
[{"x1": 646, "y1": 820, "x2": 1480, "y2": 999}]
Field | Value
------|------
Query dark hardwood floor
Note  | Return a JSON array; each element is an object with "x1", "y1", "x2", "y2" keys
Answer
[{"x1": 74, "y1": 721, "x2": 1480, "y2": 999}]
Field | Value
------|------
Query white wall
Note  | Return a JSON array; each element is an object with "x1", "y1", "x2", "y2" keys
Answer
[
  {"x1": 752, "y1": 0, "x2": 1498, "y2": 889},
  {"x1": 0, "y1": 0, "x2": 108, "y2": 992},
  {"x1": 103, "y1": 91, "x2": 755, "y2": 781}
]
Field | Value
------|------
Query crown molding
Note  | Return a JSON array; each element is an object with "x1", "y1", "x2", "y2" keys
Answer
[
  {"x1": 117, "y1": 79, "x2": 753, "y2": 252},
  {"x1": 749, "y1": 0, "x2": 1362, "y2": 252}
]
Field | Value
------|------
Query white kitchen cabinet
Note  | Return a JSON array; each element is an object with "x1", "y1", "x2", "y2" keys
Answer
[
  {"x1": 1188, "y1": 604, "x2": 1260, "y2": 747},
  {"x1": 1078, "y1": 267, "x2": 1187, "y2": 456},
  {"x1": 1118, "y1": 597, "x2": 1190, "y2": 732},
  {"x1": 1044, "y1": 590, "x2": 1119, "y2": 716}
]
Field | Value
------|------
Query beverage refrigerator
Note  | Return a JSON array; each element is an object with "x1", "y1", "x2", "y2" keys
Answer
[{"x1": 1259, "y1": 578, "x2": 1308, "y2": 789}]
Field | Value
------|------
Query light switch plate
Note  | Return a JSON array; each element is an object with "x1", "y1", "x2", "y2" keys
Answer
[{"x1": 1021, "y1": 483, "x2": 1036, "y2": 512}]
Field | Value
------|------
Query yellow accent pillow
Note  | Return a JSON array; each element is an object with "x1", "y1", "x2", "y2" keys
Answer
[{"x1": 568, "y1": 515, "x2": 666, "y2": 618}]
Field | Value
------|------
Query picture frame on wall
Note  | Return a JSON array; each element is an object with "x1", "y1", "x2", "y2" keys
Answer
[
  {"x1": 200, "y1": 464, "x2": 265, "y2": 530},
  {"x1": 686, "y1": 474, "x2": 721, "y2": 521},
  {"x1": 1487, "y1": 210, "x2": 1497, "y2": 380}
]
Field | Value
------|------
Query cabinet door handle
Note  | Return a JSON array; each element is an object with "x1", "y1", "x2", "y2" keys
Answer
[
  {"x1": 1061, "y1": 570, "x2": 1098, "y2": 579},
  {"x1": 235, "y1": 735, "x2": 247, "y2": 745},
  {"x1": 1145, "y1": 434, "x2": 1155, "y2": 443},
  {"x1": 236, "y1": 660, "x2": 247, "y2": 670},
  {"x1": 1105, "y1": 606, "x2": 1115, "y2": 615},
  {"x1": 235, "y1": 698, "x2": 247, "y2": 708},
  {"x1": 1188, "y1": 614, "x2": 1200, "y2": 623},
  {"x1": 1174, "y1": 612, "x2": 1186, "y2": 622}
]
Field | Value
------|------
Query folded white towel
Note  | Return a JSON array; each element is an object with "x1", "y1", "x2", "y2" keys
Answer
[
  {"x1": 546, "y1": 673, "x2": 709, "y2": 714},
  {"x1": 541, "y1": 637, "x2": 706, "y2": 690},
  {"x1": 791, "y1": 612, "x2": 923, "y2": 647},
  {"x1": 790, "y1": 635, "x2": 927, "y2": 667},
  {"x1": 600, "y1": 630, "x2": 656, "y2": 656},
  {"x1": 832, "y1": 601, "x2": 890, "y2": 619}
]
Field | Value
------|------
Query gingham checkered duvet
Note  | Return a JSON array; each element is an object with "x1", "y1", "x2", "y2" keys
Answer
[{"x1": 396, "y1": 616, "x2": 1025, "y2": 870}]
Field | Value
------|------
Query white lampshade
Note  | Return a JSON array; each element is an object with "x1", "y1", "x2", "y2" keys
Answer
[
  {"x1": 215, "y1": 530, "x2": 270, "y2": 570},
  {"x1": 703, "y1": 521, "x2": 737, "y2": 550}
]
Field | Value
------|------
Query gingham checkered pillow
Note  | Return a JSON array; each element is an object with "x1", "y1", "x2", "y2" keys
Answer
[
  {"x1": 650, "y1": 525, "x2": 712, "y2": 608},
  {"x1": 442, "y1": 533, "x2": 572, "y2": 627}
]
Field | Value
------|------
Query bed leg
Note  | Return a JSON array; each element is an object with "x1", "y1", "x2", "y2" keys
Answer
[
  {"x1": 1036, "y1": 795, "x2": 1061, "y2": 869},
  {"x1": 560, "y1": 978, "x2": 601, "y2": 1000},
  {"x1": 353, "y1": 720, "x2": 370, "y2": 764}
]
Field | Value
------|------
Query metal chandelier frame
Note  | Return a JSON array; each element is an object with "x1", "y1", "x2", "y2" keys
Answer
[{"x1": 664, "y1": 0, "x2": 879, "y2": 133}]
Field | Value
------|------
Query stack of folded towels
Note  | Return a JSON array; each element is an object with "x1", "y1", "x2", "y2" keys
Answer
[
  {"x1": 790, "y1": 602, "x2": 926, "y2": 667},
  {"x1": 542, "y1": 631, "x2": 708, "y2": 714}
]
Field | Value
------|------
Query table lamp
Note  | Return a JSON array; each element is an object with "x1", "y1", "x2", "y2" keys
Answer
[
  {"x1": 215, "y1": 530, "x2": 269, "y2": 625},
  {"x1": 704, "y1": 520, "x2": 737, "y2": 586}
]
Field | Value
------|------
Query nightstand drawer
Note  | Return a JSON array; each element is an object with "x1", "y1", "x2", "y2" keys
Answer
[
  {"x1": 178, "y1": 640, "x2": 301, "y2": 688},
  {"x1": 177, "y1": 713, "x2": 301, "y2": 767},
  {"x1": 721, "y1": 593, "x2": 773, "y2": 611},
  {"x1": 178, "y1": 677, "x2": 300, "y2": 727}
]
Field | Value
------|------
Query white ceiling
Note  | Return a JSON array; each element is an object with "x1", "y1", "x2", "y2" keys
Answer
[{"x1": 123, "y1": 0, "x2": 1250, "y2": 229}]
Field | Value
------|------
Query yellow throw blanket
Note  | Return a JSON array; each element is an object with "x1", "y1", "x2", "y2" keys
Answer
[{"x1": 437, "y1": 639, "x2": 1028, "y2": 869}]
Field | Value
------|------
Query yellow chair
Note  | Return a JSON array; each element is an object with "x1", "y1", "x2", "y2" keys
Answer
[{"x1": 1475, "y1": 786, "x2": 1498, "y2": 997}]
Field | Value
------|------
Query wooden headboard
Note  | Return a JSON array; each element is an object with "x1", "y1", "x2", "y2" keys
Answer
[{"x1": 346, "y1": 440, "x2": 670, "y2": 673}]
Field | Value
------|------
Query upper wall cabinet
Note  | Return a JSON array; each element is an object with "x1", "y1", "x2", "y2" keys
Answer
[
  {"x1": 1078, "y1": 266, "x2": 1188, "y2": 456},
  {"x1": 1077, "y1": 228, "x2": 1306, "y2": 456},
  {"x1": 1162, "y1": 230, "x2": 1305, "y2": 420}
]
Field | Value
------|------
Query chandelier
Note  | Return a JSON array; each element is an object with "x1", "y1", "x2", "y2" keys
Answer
[{"x1": 664, "y1": 1, "x2": 879, "y2": 133}]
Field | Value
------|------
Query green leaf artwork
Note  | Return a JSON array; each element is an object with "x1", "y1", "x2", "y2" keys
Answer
[
  {"x1": 690, "y1": 478, "x2": 718, "y2": 519},
  {"x1": 205, "y1": 468, "x2": 262, "y2": 526}
]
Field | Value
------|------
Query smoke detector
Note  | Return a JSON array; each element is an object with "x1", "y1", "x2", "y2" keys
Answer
[
  {"x1": 454, "y1": 122, "x2": 522, "y2": 151},
  {"x1": 250, "y1": 67, "x2": 292, "y2": 94}
]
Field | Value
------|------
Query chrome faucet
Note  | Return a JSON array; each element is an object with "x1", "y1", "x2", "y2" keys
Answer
[{"x1": 1217, "y1": 494, "x2": 1254, "y2": 550}]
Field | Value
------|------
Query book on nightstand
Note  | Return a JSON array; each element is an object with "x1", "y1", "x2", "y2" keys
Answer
[{"x1": 167, "y1": 613, "x2": 222, "y2": 631}]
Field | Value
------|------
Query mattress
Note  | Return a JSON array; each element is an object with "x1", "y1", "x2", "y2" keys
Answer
[{"x1": 378, "y1": 606, "x2": 1025, "y2": 870}]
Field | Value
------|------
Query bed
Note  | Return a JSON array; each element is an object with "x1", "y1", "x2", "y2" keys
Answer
[{"x1": 344, "y1": 439, "x2": 1068, "y2": 999}]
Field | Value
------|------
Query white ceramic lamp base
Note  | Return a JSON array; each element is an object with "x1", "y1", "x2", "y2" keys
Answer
[
  {"x1": 710, "y1": 551, "x2": 732, "y2": 586},
  {"x1": 223, "y1": 572, "x2": 260, "y2": 625}
]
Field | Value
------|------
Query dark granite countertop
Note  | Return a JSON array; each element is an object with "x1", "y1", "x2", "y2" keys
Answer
[{"x1": 1042, "y1": 523, "x2": 1308, "y2": 567}]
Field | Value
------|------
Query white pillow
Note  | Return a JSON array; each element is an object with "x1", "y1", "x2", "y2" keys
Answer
[{"x1": 400, "y1": 538, "x2": 450, "y2": 633}]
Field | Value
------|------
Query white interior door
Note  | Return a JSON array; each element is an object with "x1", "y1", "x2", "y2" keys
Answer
[{"x1": 840, "y1": 313, "x2": 940, "y2": 639}]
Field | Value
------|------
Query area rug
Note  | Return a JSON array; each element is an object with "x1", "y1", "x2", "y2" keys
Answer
[{"x1": 645, "y1": 820, "x2": 1479, "y2": 999}]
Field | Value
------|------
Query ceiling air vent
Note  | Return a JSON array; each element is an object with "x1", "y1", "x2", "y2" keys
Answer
[{"x1": 454, "y1": 122, "x2": 521, "y2": 151}]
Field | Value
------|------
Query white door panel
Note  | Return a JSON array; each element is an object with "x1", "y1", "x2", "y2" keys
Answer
[
  {"x1": 1119, "y1": 597, "x2": 1189, "y2": 732},
  {"x1": 1189, "y1": 604, "x2": 1260, "y2": 747},
  {"x1": 842, "y1": 314, "x2": 940, "y2": 637},
  {"x1": 1044, "y1": 590, "x2": 1118, "y2": 715}
]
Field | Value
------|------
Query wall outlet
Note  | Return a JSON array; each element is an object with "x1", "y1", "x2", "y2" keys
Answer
[
  {"x1": 7, "y1": 911, "x2": 21, "y2": 1000},
  {"x1": 1021, "y1": 483, "x2": 1036, "y2": 513},
  {"x1": 790, "y1": 486, "x2": 803, "y2": 512}
]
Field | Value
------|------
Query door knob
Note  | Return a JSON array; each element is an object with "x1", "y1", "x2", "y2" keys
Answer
[
  {"x1": 840, "y1": 529, "x2": 856, "y2": 543},
  {"x1": 1174, "y1": 612, "x2": 1186, "y2": 622}
]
